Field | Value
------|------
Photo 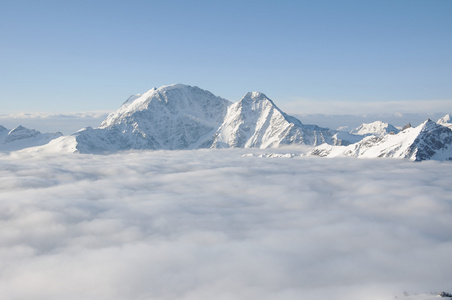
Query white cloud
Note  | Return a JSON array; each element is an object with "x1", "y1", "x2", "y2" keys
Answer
[
  {"x1": 283, "y1": 98, "x2": 452, "y2": 115},
  {"x1": 0, "y1": 150, "x2": 451, "y2": 300}
]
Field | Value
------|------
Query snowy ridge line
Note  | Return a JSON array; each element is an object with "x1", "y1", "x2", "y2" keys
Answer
[
  {"x1": 25, "y1": 84, "x2": 336, "y2": 154},
  {"x1": 3, "y1": 83, "x2": 451, "y2": 161},
  {"x1": 308, "y1": 118, "x2": 452, "y2": 161},
  {"x1": 0, "y1": 124, "x2": 62, "y2": 152},
  {"x1": 350, "y1": 120, "x2": 399, "y2": 136}
]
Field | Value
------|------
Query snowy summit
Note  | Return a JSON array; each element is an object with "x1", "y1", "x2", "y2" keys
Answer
[
  {"x1": 0, "y1": 125, "x2": 62, "y2": 151},
  {"x1": 350, "y1": 121, "x2": 400, "y2": 137},
  {"x1": 11, "y1": 84, "x2": 452, "y2": 162},
  {"x1": 30, "y1": 84, "x2": 334, "y2": 153},
  {"x1": 309, "y1": 118, "x2": 452, "y2": 161}
]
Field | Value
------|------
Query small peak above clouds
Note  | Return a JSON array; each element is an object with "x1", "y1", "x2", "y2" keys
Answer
[
  {"x1": 350, "y1": 121, "x2": 400, "y2": 137},
  {"x1": 0, "y1": 124, "x2": 62, "y2": 152},
  {"x1": 439, "y1": 113, "x2": 451, "y2": 123},
  {"x1": 309, "y1": 117, "x2": 452, "y2": 161},
  {"x1": 402, "y1": 123, "x2": 412, "y2": 131},
  {"x1": 6, "y1": 125, "x2": 40, "y2": 142},
  {"x1": 437, "y1": 114, "x2": 452, "y2": 129}
]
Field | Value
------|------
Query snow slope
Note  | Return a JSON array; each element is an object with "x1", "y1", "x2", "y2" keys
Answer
[
  {"x1": 308, "y1": 119, "x2": 452, "y2": 161},
  {"x1": 29, "y1": 84, "x2": 335, "y2": 153},
  {"x1": 350, "y1": 120, "x2": 399, "y2": 136},
  {"x1": 437, "y1": 114, "x2": 452, "y2": 129},
  {"x1": 0, "y1": 125, "x2": 62, "y2": 152},
  {"x1": 19, "y1": 83, "x2": 450, "y2": 157},
  {"x1": 51, "y1": 84, "x2": 232, "y2": 153},
  {"x1": 211, "y1": 91, "x2": 333, "y2": 148},
  {"x1": 329, "y1": 120, "x2": 401, "y2": 146}
]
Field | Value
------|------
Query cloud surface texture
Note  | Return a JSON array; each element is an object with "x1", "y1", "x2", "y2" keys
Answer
[{"x1": 0, "y1": 149, "x2": 451, "y2": 300}]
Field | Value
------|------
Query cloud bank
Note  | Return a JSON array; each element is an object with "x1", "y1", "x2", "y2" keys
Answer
[
  {"x1": 284, "y1": 98, "x2": 452, "y2": 116},
  {"x1": 0, "y1": 149, "x2": 451, "y2": 300}
]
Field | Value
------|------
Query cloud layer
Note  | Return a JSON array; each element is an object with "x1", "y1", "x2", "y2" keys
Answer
[
  {"x1": 284, "y1": 98, "x2": 452, "y2": 116},
  {"x1": 0, "y1": 149, "x2": 451, "y2": 300}
]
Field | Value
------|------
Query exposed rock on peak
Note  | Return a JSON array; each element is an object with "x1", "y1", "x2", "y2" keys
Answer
[
  {"x1": 6, "y1": 125, "x2": 40, "y2": 142},
  {"x1": 211, "y1": 91, "x2": 331, "y2": 148},
  {"x1": 0, "y1": 125, "x2": 62, "y2": 152},
  {"x1": 402, "y1": 123, "x2": 412, "y2": 131},
  {"x1": 29, "y1": 84, "x2": 335, "y2": 153},
  {"x1": 308, "y1": 118, "x2": 452, "y2": 161},
  {"x1": 84, "y1": 84, "x2": 232, "y2": 152}
]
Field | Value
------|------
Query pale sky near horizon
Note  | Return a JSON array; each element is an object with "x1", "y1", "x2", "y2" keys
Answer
[{"x1": 1, "y1": 0, "x2": 451, "y2": 115}]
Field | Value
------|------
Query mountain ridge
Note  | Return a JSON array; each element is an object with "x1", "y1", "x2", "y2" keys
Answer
[
  {"x1": 0, "y1": 125, "x2": 62, "y2": 151},
  {"x1": 308, "y1": 118, "x2": 452, "y2": 161},
  {"x1": 9, "y1": 84, "x2": 451, "y2": 161},
  {"x1": 30, "y1": 84, "x2": 335, "y2": 153},
  {"x1": 212, "y1": 91, "x2": 333, "y2": 148}
]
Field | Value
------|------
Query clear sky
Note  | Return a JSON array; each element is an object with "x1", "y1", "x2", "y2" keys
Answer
[{"x1": 1, "y1": 0, "x2": 451, "y2": 114}]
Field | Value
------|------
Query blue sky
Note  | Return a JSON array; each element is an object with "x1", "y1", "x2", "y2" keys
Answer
[{"x1": 1, "y1": 0, "x2": 451, "y2": 114}]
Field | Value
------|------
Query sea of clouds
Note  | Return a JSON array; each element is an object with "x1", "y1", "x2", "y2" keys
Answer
[{"x1": 0, "y1": 149, "x2": 451, "y2": 300}]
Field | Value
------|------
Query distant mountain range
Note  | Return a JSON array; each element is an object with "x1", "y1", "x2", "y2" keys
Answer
[
  {"x1": 24, "y1": 84, "x2": 334, "y2": 153},
  {"x1": 308, "y1": 117, "x2": 452, "y2": 161},
  {"x1": 2, "y1": 84, "x2": 451, "y2": 161},
  {"x1": 0, "y1": 125, "x2": 62, "y2": 151}
]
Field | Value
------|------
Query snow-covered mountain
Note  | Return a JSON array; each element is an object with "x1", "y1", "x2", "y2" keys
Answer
[
  {"x1": 437, "y1": 114, "x2": 452, "y2": 129},
  {"x1": 18, "y1": 84, "x2": 452, "y2": 159},
  {"x1": 350, "y1": 121, "x2": 399, "y2": 136},
  {"x1": 330, "y1": 120, "x2": 399, "y2": 146},
  {"x1": 0, "y1": 125, "x2": 62, "y2": 151},
  {"x1": 211, "y1": 91, "x2": 333, "y2": 148},
  {"x1": 35, "y1": 84, "x2": 231, "y2": 153},
  {"x1": 29, "y1": 84, "x2": 335, "y2": 153},
  {"x1": 308, "y1": 119, "x2": 452, "y2": 161}
]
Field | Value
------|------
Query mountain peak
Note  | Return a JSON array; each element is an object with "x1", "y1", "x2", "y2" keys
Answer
[
  {"x1": 91, "y1": 84, "x2": 232, "y2": 151},
  {"x1": 421, "y1": 118, "x2": 437, "y2": 129},
  {"x1": 350, "y1": 121, "x2": 399, "y2": 136},
  {"x1": 156, "y1": 83, "x2": 191, "y2": 92},
  {"x1": 242, "y1": 91, "x2": 272, "y2": 104},
  {"x1": 437, "y1": 114, "x2": 452, "y2": 130},
  {"x1": 402, "y1": 123, "x2": 412, "y2": 131},
  {"x1": 1, "y1": 125, "x2": 62, "y2": 151},
  {"x1": 245, "y1": 91, "x2": 267, "y2": 98},
  {"x1": 309, "y1": 117, "x2": 452, "y2": 161},
  {"x1": 8, "y1": 125, "x2": 38, "y2": 135},
  {"x1": 64, "y1": 84, "x2": 333, "y2": 152},
  {"x1": 438, "y1": 114, "x2": 451, "y2": 124},
  {"x1": 6, "y1": 126, "x2": 40, "y2": 142},
  {"x1": 212, "y1": 90, "x2": 331, "y2": 149},
  {"x1": 238, "y1": 92, "x2": 278, "y2": 113}
]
